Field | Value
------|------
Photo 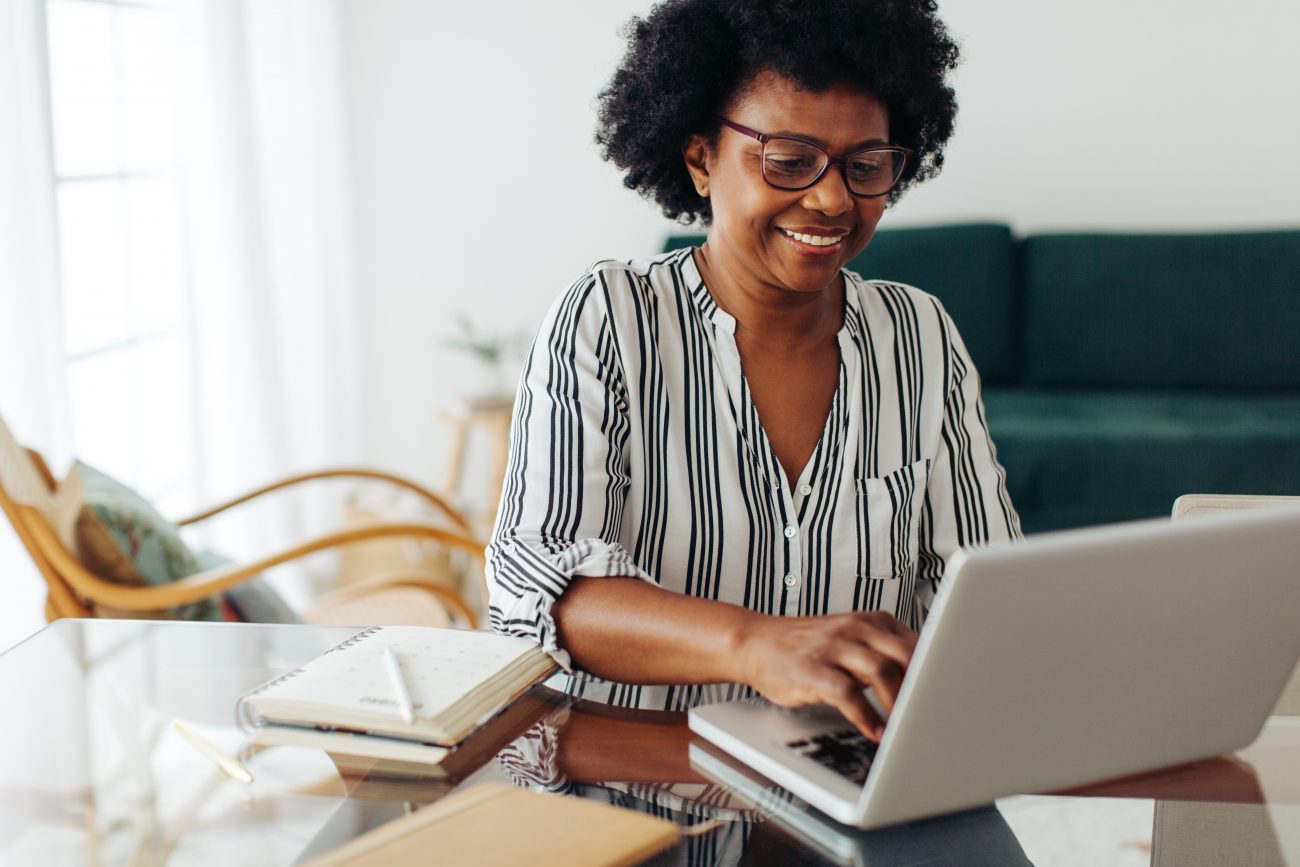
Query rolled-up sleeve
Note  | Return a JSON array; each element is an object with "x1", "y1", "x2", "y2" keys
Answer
[
  {"x1": 486, "y1": 273, "x2": 653, "y2": 670},
  {"x1": 914, "y1": 306, "x2": 1023, "y2": 619}
]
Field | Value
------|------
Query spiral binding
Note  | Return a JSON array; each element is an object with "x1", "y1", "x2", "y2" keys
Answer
[
  {"x1": 235, "y1": 626, "x2": 385, "y2": 730},
  {"x1": 323, "y1": 625, "x2": 384, "y2": 654}
]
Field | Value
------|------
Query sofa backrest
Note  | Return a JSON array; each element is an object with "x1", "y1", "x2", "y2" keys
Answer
[
  {"x1": 1023, "y1": 231, "x2": 1300, "y2": 390},
  {"x1": 662, "y1": 223, "x2": 1020, "y2": 385}
]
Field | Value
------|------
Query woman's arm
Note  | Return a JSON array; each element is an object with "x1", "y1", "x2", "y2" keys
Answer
[
  {"x1": 554, "y1": 575, "x2": 917, "y2": 739},
  {"x1": 914, "y1": 306, "x2": 1023, "y2": 617}
]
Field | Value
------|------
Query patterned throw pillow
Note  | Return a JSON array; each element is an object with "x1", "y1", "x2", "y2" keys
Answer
[
  {"x1": 69, "y1": 462, "x2": 223, "y2": 621},
  {"x1": 194, "y1": 549, "x2": 302, "y2": 624}
]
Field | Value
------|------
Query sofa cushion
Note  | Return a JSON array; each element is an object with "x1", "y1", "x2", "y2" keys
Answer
[
  {"x1": 664, "y1": 223, "x2": 1020, "y2": 384},
  {"x1": 984, "y1": 389, "x2": 1300, "y2": 533},
  {"x1": 1022, "y1": 230, "x2": 1300, "y2": 390}
]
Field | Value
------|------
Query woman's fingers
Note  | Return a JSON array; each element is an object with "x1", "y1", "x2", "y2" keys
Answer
[
  {"x1": 843, "y1": 622, "x2": 914, "y2": 672},
  {"x1": 819, "y1": 669, "x2": 885, "y2": 741},
  {"x1": 830, "y1": 641, "x2": 906, "y2": 711},
  {"x1": 854, "y1": 611, "x2": 919, "y2": 651},
  {"x1": 742, "y1": 611, "x2": 923, "y2": 741}
]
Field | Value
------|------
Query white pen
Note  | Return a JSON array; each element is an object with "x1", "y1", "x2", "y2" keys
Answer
[{"x1": 383, "y1": 644, "x2": 417, "y2": 725}]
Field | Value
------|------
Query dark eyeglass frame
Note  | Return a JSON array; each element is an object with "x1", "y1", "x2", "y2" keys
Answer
[{"x1": 715, "y1": 116, "x2": 912, "y2": 198}]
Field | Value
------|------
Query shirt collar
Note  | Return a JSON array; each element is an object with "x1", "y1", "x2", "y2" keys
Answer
[{"x1": 677, "y1": 247, "x2": 733, "y2": 333}]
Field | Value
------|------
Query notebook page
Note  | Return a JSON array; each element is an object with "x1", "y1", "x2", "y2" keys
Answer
[{"x1": 255, "y1": 627, "x2": 540, "y2": 722}]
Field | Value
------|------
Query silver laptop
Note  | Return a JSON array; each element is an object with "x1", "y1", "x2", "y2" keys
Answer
[{"x1": 689, "y1": 505, "x2": 1300, "y2": 830}]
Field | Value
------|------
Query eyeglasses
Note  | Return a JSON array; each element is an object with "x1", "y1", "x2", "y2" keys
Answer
[{"x1": 716, "y1": 117, "x2": 911, "y2": 198}]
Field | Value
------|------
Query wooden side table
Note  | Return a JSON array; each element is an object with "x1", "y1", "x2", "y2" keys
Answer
[{"x1": 441, "y1": 393, "x2": 515, "y2": 530}]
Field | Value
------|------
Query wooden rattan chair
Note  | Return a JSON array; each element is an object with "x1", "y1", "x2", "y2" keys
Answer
[{"x1": 0, "y1": 416, "x2": 485, "y2": 629}]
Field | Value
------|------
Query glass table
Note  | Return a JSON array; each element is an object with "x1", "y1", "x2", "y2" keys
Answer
[{"x1": 2, "y1": 620, "x2": 1297, "y2": 866}]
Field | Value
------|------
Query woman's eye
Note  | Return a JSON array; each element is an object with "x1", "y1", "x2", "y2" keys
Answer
[
  {"x1": 765, "y1": 154, "x2": 817, "y2": 175},
  {"x1": 847, "y1": 159, "x2": 885, "y2": 180}
]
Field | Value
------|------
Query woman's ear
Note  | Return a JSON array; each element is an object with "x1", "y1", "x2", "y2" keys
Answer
[{"x1": 683, "y1": 134, "x2": 711, "y2": 198}]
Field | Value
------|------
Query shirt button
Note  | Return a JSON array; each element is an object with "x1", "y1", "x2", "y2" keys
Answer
[
  {"x1": 783, "y1": 573, "x2": 799, "y2": 588},
  {"x1": 783, "y1": 525, "x2": 797, "y2": 539},
  {"x1": 798, "y1": 484, "x2": 812, "y2": 496}
]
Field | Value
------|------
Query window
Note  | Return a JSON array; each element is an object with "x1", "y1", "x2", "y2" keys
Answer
[{"x1": 44, "y1": 0, "x2": 197, "y2": 515}]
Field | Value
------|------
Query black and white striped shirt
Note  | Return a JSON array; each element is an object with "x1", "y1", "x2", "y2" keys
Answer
[{"x1": 487, "y1": 247, "x2": 1021, "y2": 710}]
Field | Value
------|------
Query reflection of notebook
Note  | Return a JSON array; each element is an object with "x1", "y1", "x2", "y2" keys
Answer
[{"x1": 237, "y1": 626, "x2": 556, "y2": 747}]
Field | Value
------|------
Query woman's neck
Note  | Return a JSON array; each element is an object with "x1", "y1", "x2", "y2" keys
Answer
[{"x1": 694, "y1": 243, "x2": 844, "y2": 353}]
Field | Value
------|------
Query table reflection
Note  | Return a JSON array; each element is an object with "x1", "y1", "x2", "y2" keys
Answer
[
  {"x1": 488, "y1": 687, "x2": 1299, "y2": 866},
  {"x1": 0, "y1": 621, "x2": 359, "y2": 866},
  {"x1": 492, "y1": 694, "x2": 1033, "y2": 866},
  {"x1": 2, "y1": 620, "x2": 1297, "y2": 867}
]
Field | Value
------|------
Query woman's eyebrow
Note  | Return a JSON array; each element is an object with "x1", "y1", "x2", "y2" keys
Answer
[{"x1": 770, "y1": 130, "x2": 892, "y2": 149}]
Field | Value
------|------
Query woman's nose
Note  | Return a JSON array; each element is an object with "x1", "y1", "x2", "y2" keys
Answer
[{"x1": 800, "y1": 163, "x2": 854, "y2": 216}]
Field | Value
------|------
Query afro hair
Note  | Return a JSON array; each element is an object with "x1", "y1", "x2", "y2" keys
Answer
[{"x1": 596, "y1": 0, "x2": 960, "y2": 225}]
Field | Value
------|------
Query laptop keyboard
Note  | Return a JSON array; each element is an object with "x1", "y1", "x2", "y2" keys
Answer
[{"x1": 785, "y1": 729, "x2": 879, "y2": 785}]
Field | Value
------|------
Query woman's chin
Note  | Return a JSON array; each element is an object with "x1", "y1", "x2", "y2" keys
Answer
[
  {"x1": 773, "y1": 272, "x2": 842, "y2": 296},
  {"x1": 769, "y1": 257, "x2": 846, "y2": 293}
]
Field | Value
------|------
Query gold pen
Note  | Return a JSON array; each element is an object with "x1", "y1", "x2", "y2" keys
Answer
[{"x1": 173, "y1": 720, "x2": 255, "y2": 784}]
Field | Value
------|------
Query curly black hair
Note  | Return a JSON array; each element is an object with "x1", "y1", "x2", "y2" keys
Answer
[{"x1": 596, "y1": 0, "x2": 960, "y2": 225}]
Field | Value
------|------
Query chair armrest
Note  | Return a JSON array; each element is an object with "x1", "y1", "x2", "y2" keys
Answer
[
  {"x1": 311, "y1": 572, "x2": 479, "y2": 628},
  {"x1": 20, "y1": 504, "x2": 267, "y2": 611},
  {"x1": 162, "y1": 521, "x2": 485, "y2": 610},
  {"x1": 175, "y1": 468, "x2": 472, "y2": 532},
  {"x1": 25, "y1": 505, "x2": 484, "y2": 612}
]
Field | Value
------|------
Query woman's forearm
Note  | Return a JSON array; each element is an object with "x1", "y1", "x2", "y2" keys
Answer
[
  {"x1": 551, "y1": 575, "x2": 919, "y2": 739},
  {"x1": 552, "y1": 575, "x2": 760, "y2": 685}
]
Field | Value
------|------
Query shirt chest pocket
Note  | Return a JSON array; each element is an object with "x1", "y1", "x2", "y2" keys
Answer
[{"x1": 854, "y1": 458, "x2": 931, "y2": 580}]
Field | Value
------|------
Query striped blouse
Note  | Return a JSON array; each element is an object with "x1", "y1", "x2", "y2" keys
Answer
[{"x1": 486, "y1": 247, "x2": 1021, "y2": 711}]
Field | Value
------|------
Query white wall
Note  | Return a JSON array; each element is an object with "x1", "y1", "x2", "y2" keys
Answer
[
  {"x1": 341, "y1": 0, "x2": 664, "y2": 485},
  {"x1": 896, "y1": 0, "x2": 1300, "y2": 230},
  {"x1": 340, "y1": 0, "x2": 1300, "y2": 483}
]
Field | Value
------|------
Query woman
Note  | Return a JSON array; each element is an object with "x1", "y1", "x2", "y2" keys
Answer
[{"x1": 486, "y1": 0, "x2": 1020, "y2": 740}]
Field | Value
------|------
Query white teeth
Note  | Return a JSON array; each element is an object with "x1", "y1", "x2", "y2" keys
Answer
[{"x1": 782, "y1": 229, "x2": 843, "y2": 247}]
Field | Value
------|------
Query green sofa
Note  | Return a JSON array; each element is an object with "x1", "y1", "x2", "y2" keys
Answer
[{"x1": 663, "y1": 225, "x2": 1300, "y2": 534}]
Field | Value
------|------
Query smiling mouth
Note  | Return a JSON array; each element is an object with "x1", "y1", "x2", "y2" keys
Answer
[{"x1": 779, "y1": 228, "x2": 846, "y2": 247}]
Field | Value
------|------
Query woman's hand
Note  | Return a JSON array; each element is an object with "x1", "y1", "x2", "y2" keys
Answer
[{"x1": 735, "y1": 611, "x2": 918, "y2": 741}]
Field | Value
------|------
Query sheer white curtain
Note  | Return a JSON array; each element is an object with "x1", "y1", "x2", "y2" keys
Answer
[
  {"x1": 0, "y1": 0, "x2": 362, "y2": 638},
  {"x1": 0, "y1": 0, "x2": 71, "y2": 462},
  {"x1": 0, "y1": 0, "x2": 70, "y2": 646},
  {"x1": 173, "y1": 0, "x2": 362, "y2": 594}
]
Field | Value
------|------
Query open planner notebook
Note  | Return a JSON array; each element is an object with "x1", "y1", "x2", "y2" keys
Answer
[{"x1": 237, "y1": 626, "x2": 557, "y2": 747}]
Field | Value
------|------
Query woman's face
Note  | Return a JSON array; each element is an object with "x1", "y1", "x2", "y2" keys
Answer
[{"x1": 686, "y1": 70, "x2": 892, "y2": 296}]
